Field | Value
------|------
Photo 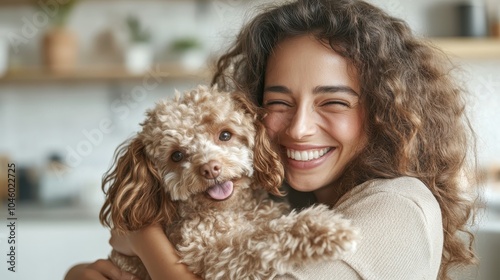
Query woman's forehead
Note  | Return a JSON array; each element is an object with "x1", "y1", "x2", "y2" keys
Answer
[{"x1": 265, "y1": 35, "x2": 360, "y2": 95}]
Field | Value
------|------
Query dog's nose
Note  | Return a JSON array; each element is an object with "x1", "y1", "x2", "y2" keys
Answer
[{"x1": 200, "y1": 160, "x2": 222, "y2": 179}]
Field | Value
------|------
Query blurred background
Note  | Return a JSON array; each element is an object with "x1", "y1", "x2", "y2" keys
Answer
[{"x1": 0, "y1": 0, "x2": 499, "y2": 279}]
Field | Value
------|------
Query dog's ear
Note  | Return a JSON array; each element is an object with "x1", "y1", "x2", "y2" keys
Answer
[
  {"x1": 232, "y1": 92, "x2": 284, "y2": 196},
  {"x1": 99, "y1": 138, "x2": 177, "y2": 233}
]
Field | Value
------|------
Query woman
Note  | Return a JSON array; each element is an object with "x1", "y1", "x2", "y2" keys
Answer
[{"x1": 65, "y1": 0, "x2": 479, "y2": 279}]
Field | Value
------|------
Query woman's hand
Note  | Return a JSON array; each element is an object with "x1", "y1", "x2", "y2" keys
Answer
[
  {"x1": 109, "y1": 224, "x2": 165, "y2": 257},
  {"x1": 109, "y1": 224, "x2": 201, "y2": 280},
  {"x1": 64, "y1": 259, "x2": 140, "y2": 280},
  {"x1": 109, "y1": 229, "x2": 140, "y2": 257},
  {"x1": 64, "y1": 228, "x2": 146, "y2": 280}
]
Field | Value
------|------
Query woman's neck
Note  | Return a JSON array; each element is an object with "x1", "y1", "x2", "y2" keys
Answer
[{"x1": 313, "y1": 184, "x2": 343, "y2": 206}]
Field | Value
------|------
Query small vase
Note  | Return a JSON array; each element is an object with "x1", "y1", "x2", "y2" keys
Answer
[
  {"x1": 125, "y1": 43, "x2": 153, "y2": 74},
  {"x1": 43, "y1": 28, "x2": 78, "y2": 72},
  {"x1": 178, "y1": 49, "x2": 206, "y2": 70}
]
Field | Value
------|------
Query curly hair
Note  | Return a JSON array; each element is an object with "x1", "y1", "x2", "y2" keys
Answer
[{"x1": 210, "y1": 0, "x2": 479, "y2": 278}]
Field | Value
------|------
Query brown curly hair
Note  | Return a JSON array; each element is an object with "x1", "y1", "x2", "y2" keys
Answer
[{"x1": 210, "y1": 0, "x2": 479, "y2": 278}]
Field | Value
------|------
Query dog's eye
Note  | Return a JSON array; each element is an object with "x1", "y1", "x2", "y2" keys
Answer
[
  {"x1": 219, "y1": 131, "x2": 232, "y2": 141},
  {"x1": 171, "y1": 151, "x2": 184, "y2": 162}
]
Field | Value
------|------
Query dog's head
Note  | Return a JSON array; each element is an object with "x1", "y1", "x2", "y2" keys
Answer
[{"x1": 100, "y1": 86, "x2": 284, "y2": 232}]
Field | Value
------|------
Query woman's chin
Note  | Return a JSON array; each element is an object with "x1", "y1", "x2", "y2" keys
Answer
[{"x1": 285, "y1": 175, "x2": 321, "y2": 193}]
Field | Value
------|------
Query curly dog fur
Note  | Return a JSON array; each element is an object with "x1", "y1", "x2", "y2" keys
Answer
[{"x1": 99, "y1": 85, "x2": 358, "y2": 280}]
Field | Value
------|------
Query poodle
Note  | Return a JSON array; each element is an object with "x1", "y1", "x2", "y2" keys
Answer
[{"x1": 99, "y1": 85, "x2": 358, "y2": 280}]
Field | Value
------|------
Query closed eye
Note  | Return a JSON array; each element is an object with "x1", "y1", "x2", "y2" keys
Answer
[
  {"x1": 320, "y1": 100, "x2": 350, "y2": 107},
  {"x1": 263, "y1": 100, "x2": 293, "y2": 114},
  {"x1": 265, "y1": 100, "x2": 291, "y2": 106}
]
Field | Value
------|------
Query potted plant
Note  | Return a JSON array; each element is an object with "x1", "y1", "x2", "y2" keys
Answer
[
  {"x1": 40, "y1": 0, "x2": 79, "y2": 72},
  {"x1": 170, "y1": 37, "x2": 205, "y2": 70},
  {"x1": 124, "y1": 15, "x2": 153, "y2": 74}
]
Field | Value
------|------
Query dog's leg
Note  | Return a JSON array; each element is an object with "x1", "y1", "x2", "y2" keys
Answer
[
  {"x1": 264, "y1": 204, "x2": 358, "y2": 267},
  {"x1": 186, "y1": 204, "x2": 358, "y2": 280}
]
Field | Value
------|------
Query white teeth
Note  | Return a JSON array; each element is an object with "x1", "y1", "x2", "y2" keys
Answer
[{"x1": 286, "y1": 148, "x2": 331, "y2": 161}]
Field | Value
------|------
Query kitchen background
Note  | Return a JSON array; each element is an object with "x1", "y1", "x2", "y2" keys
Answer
[{"x1": 0, "y1": 0, "x2": 499, "y2": 279}]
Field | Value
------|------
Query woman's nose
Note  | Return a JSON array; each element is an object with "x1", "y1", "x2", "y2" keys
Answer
[{"x1": 285, "y1": 105, "x2": 316, "y2": 140}]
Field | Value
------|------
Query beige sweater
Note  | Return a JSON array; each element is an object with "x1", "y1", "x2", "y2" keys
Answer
[{"x1": 278, "y1": 177, "x2": 443, "y2": 280}]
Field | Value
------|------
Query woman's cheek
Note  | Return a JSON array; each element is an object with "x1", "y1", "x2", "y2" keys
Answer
[
  {"x1": 264, "y1": 112, "x2": 286, "y2": 139},
  {"x1": 263, "y1": 113, "x2": 280, "y2": 140}
]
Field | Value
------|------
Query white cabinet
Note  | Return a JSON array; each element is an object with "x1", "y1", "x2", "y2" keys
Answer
[{"x1": 0, "y1": 218, "x2": 111, "y2": 280}]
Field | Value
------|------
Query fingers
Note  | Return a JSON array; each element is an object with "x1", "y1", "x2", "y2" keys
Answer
[
  {"x1": 87, "y1": 259, "x2": 121, "y2": 279},
  {"x1": 64, "y1": 260, "x2": 141, "y2": 280}
]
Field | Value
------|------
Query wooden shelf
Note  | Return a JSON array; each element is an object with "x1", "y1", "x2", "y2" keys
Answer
[
  {"x1": 0, "y1": 64, "x2": 211, "y2": 84},
  {"x1": 429, "y1": 37, "x2": 500, "y2": 59},
  {"x1": 1, "y1": 39, "x2": 497, "y2": 84}
]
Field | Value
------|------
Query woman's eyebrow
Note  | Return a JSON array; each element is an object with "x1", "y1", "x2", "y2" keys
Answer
[
  {"x1": 313, "y1": 85, "x2": 359, "y2": 96},
  {"x1": 264, "y1": 85, "x2": 359, "y2": 96},
  {"x1": 263, "y1": 85, "x2": 291, "y2": 94}
]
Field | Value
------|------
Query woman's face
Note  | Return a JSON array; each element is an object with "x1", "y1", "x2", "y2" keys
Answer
[{"x1": 263, "y1": 35, "x2": 367, "y2": 198}]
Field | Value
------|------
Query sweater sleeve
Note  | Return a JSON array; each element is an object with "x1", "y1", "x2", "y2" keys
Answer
[{"x1": 277, "y1": 177, "x2": 443, "y2": 280}]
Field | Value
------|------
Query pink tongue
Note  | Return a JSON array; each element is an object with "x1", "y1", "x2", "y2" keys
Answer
[{"x1": 206, "y1": 181, "x2": 234, "y2": 200}]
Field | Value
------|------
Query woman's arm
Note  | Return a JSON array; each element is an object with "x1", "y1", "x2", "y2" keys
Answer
[
  {"x1": 64, "y1": 259, "x2": 139, "y2": 280},
  {"x1": 284, "y1": 178, "x2": 442, "y2": 279},
  {"x1": 111, "y1": 225, "x2": 201, "y2": 280}
]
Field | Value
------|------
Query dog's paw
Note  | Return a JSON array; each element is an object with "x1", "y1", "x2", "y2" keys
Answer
[{"x1": 287, "y1": 204, "x2": 359, "y2": 261}]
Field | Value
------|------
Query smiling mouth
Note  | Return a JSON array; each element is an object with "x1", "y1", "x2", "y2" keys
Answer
[{"x1": 286, "y1": 147, "x2": 333, "y2": 161}]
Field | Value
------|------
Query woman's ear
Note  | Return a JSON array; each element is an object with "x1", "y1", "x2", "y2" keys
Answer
[
  {"x1": 99, "y1": 138, "x2": 177, "y2": 233},
  {"x1": 231, "y1": 91, "x2": 284, "y2": 196}
]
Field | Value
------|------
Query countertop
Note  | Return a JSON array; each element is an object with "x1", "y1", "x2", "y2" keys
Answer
[{"x1": 0, "y1": 201, "x2": 101, "y2": 222}]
